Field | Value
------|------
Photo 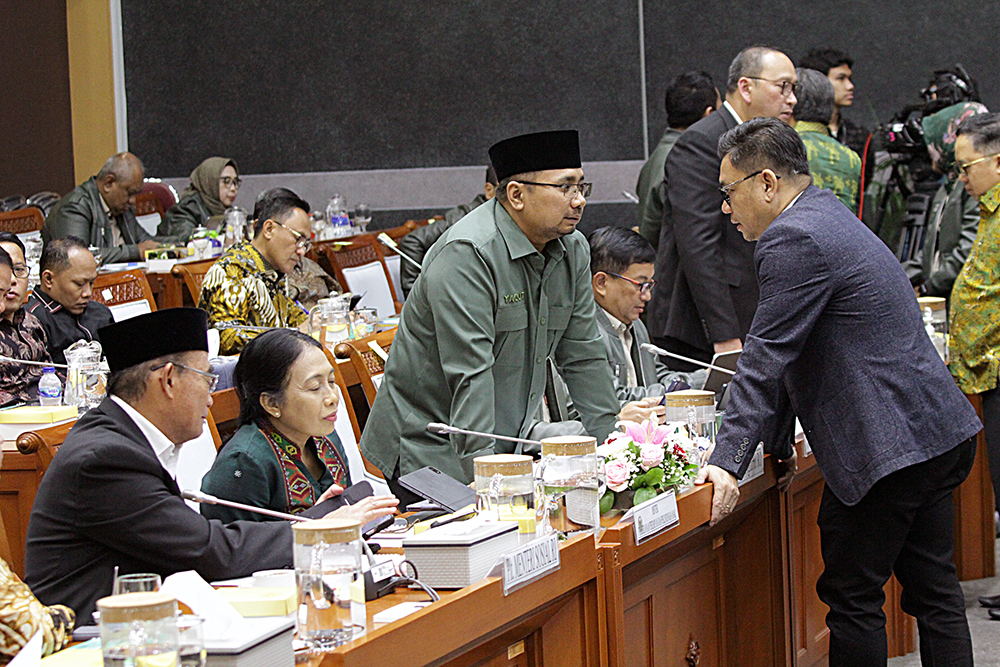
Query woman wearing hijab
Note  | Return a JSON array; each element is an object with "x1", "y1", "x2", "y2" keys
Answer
[{"x1": 158, "y1": 157, "x2": 240, "y2": 242}]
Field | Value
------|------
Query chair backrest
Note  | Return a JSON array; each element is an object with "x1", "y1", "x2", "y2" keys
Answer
[
  {"x1": 142, "y1": 181, "x2": 177, "y2": 211},
  {"x1": 380, "y1": 222, "x2": 418, "y2": 301},
  {"x1": 334, "y1": 328, "x2": 396, "y2": 408},
  {"x1": 319, "y1": 235, "x2": 401, "y2": 316},
  {"x1": 170, "y1": 258, "x2": 218, "y2": 304},
  {"x1": 322, "y1": 346, "x2": 387, "y2": 484},
  {"x1": 206, "y1": 387, "x2": 240, "y2": 451},
  {"x1": 92, "y1": 269, "x2": 158, "y2": 320},
  {"x1": 0, "y1": 207, "x2": 44, "y2": 234},
  {"x1": 133, "y1": 193, "x2": 165, "y2": 237},
  {"x1": 16, "y1": 419, "x2": 76, "y2": 474}
]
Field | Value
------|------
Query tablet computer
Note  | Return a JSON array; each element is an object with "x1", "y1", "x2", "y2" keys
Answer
[{"x1": 397, "y1": 466, "x2": 477, "y2": 512}]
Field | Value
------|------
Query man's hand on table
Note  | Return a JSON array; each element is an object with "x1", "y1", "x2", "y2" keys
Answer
[
  {"x1": 695, "y1": 464, "x2": 739, "y2": 526},
  {"x1": 138, "y1": 240, "x2": 161, "y2": 254},
  {"x1": 618, "y1": 397, "x2": 665, "y2": 424}
]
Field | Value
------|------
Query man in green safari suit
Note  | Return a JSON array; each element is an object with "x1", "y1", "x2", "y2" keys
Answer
[{"x1": 360, "y1": 130, "x2": 620, "y2": 502}]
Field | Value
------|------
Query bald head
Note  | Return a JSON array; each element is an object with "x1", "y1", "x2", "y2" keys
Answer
[{"x1": 96, "y1": 152, "x2": 145, "y2": 215}]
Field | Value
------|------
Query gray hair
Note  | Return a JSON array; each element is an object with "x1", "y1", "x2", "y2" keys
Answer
[
  {"x1": 956, "y1": 112, "x2": 1000, "y2": 155},
  {"x1": 97, "y1": 153, "x2": 144, "y2": 182},
  {"x1": 793, "y1": 69, "x2": 835, "y2": 124},
  {"x1": 494, "y1": 171, "x2": 538, "y2": 204},
  {"x1": 726, "y1": 46, "x2": 782, "y2": 95},
  {"x1": 718, "y1": 117, "x2": 811, "y2": 177}
]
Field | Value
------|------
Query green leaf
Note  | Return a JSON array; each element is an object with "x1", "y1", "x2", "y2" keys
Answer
[
  {"x1": 631, "y1": 472, "x2": 647, "y2": 490},
  {"x1": 600, "y1": 490, "x2": 615, "y2": 515},
  {"x1": 633, "y1": 486, "x2": 658, "y2": 506},
  {"x1": 645, "y1": 467, "x2": 664, "y2": 486}
]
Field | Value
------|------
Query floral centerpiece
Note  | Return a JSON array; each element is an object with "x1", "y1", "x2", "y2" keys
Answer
[{"x1": 598, "y1": 418, "x2": 702, "y2": 513}]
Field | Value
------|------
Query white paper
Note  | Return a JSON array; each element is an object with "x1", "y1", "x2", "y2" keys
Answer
[
  {"x1": 372, "y1": 601, "x2": 430, "y2": 624},
  {"x1": 108, "y1": 299, "x2": 152, "y2": 322},
  {"x1": 7, "y1": 630, "x2": 41, "y2": 667},
  {"x1": 161, "y1": 570, "x2": 249, "y2": 640}
]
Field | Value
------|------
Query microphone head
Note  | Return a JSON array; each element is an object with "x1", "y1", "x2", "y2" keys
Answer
[
  {"x1": 426, "y1": 422, "x2": 453, "y2": 435},
  {"x1": 377, "y1": 233, "x2": 397, "y2": 248}
]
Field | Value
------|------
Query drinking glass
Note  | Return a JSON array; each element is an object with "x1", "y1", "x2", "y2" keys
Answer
[
  {"x1": 350, "y1": 308, "x2": 378, "y2": 339},
  {"x1": 89, "y1": 245, "x2": 103, "y2": 267},
  {"x1": 354, "y1": 204, "x2": 372, "y2": 233},
  {"x1": 99, "y1": 592, "x2": 178, "y2": 667},
  {"x1": 177, "y1": 616, "x2": 206, "y2": 667},
  {"x1": 537, "y1": 436, "x2": 603, "y2": 539},
  {"x1": 115, "y1": 573, "x2": 162, "y2": 595}
]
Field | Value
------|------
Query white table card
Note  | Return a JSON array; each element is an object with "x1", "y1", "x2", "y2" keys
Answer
[
  {"x1": 630, "y1": 488, "x2": 680, "y2": 545},
  {"x1": 502, "y1": 533, "x2": 560, "y2": 596}
]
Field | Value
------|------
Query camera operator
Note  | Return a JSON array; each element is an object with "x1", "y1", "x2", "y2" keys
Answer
[{"x1": 904, "y1": 102, "x2": 989, "y2": 299}]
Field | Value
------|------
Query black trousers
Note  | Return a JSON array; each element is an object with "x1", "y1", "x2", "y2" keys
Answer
[
  {"x1": 978, "y1": 386, "x2": 1000, "y2": 513},
  {"x1": 816, "y1": 438, "x2": 976, "y2": 667}
]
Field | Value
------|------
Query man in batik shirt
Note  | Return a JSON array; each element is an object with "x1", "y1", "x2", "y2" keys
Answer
[
  {"x1": 0, "y1": 234, "x2": 52, "y2": 406},
  {"x1": 199, "y1": 188, "x2": 310, "y2": 355}
]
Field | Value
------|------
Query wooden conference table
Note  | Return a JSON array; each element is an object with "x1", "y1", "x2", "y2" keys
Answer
[{"x1": 303, "y1": 421, "x2": 995, "y2": 667}]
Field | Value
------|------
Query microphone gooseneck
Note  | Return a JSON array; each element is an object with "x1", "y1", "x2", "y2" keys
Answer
[
  {"x1": 182, "y1": 489, "x2": 312, "y2": 522},
  {"x1": 426, "y1": 422, "x2": 543, "y2": 447},
  {"x1": 377, "y1": 233, "x2": 423, "y2": 270},
  {"x1": 639, "y1": 343, "x2": 736, "y2": 376}
]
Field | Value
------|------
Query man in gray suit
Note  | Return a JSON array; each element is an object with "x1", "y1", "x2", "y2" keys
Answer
[
  {"x1": 587, "y1": 226, "x2": 699, "y2": 423},
  {"x1": 43, "y1": 153, "x2": 160, "y2": 263},
  {"x1": 700, "y1": 118, "x2": 981, "y2": 665}
]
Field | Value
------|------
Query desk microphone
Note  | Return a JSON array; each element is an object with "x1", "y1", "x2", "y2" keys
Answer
[
  {"x1": 376, "y1": 233, "x2": 423, "y2": 270},
  {"x1": 0, "y1": 356, "x2": 69, "y2": 370},
  {"x1": 182, "y1": 490, "x2": 312, "y2": 522},
  {"x1": 426, "y1": 422, "x2": 543, "y2": 448},
  {"x1": 212, "y1": 322, "x2": 280, "y2": 333},
  {"x1": 640, "y1": 343, "x2": 736, "y2": 376}
]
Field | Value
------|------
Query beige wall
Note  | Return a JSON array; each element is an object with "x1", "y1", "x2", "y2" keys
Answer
[{"x1": 66, "y1": 0, "x2": 117, "y2": 183}]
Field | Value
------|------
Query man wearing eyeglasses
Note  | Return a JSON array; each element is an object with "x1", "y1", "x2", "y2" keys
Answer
[
  {"x1": 42, "y1": 152, "x2": 161, "y2": 263},
  {"x1": 949, "y1": 113, "x2": 1000, "y2": 579},
  {"x1": 0, "y1": 233, "x2": 54, "y2": 406},
  {"x1": 647, "y1": 45, "x2": 796, "y2": 376},
  {"x1": 360, "y1": 130, "x2": 620, "y2": 496},
  {"x1": 25, "y1": 309, "x2": 293, "y2": 627},
  {"x1": 701, "y1": 118, "x2": 980, "y2": 664},
  {"x1": 199, "y1": 187, "x2": 311, "y2": 354},
  {"x1": 588, "y1": 227, "x2": 699, "y2": 422}
]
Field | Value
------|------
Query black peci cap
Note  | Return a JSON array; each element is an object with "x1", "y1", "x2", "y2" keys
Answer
[
  {"x1": 488, "y1": 130, "x2": 582, "y2": 182},
  {"x1": 99, "y1": 308, "x2": 209, "y2": 373}
]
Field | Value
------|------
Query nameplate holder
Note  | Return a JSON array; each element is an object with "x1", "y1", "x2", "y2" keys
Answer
[
  {"x1": 368, "y1": 560, "x2": 395, "y2": 584},
  {"x1": 630, "y1": 488, "x2": 680, "y2": 545},
  {"x1": 501, "y1": 533, "x2": 560, "y2": 596},
  {"x1": 738, "y1": 444, "x2": 765, "y2": 487}
]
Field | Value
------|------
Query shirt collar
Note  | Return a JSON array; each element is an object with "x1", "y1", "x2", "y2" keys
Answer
[
  {"x1": 244, "y1": 241, "x2": 282, "y2": 280},
  {"x1": 601, "y1": 306, "x2": 629, "y2": 335},
  {"x1": 30, "y1": 288, "x2": 63, "y2": 314},
  {"x1": 981, "y1": 181, "x2": 1000, "y2": 214},
  {"x1": 723, "y1": 101, "x2": 744, "y2": 125},
  {"x1": 780, "y1": 189, "x2": 807, "y2": 216},
  {"x1": 493, "y1": 199, "x2": 566, "y2": 263},
  {"x1": 99, "y1": 189, "x2": 112, "y2": 216},
  {"x1": 795, "y1": 121, "x2": 831, "y2": 136},
  {"x1": 110, "y1": 395, "x2": 181, "y2": 478}
]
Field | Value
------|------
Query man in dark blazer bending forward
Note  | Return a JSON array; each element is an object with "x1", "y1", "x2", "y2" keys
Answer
[{"x1": 699, "y1": 118, "x2": 981, "y2": 666}]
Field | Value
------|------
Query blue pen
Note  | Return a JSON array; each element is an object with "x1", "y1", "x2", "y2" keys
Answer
[{"x1": 293, "y1": 300, "x2": 309, "y2": 315}]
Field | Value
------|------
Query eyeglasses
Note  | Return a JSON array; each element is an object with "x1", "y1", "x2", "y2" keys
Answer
[
  {"x1": 151, "y1": 361, "x2": 219, "y2": 391},
  {"x1": 719, "y1": 170, "x2": 781, "y2": 206},
  {"x1": 747, "y1": 77, "x2": 798, "y2": 98},
  {"x1": 514, "y1": 180, "x2": 593, "y2": 200},
  {"x1": 607, "y1": 271, "x2": 656, "y2": 295},
  {"x1": 10, "y1": 264, "x2": 28, "y2": 279},
  {"x1": 220, "y1": 176, "x2": 242, "y2": 190},
  {"x1": 271, "y1": 220, "x2": 313, "y2": 252},
  {"x1": 952, "y1": 152, "x2": 1000, "y2": 179}
]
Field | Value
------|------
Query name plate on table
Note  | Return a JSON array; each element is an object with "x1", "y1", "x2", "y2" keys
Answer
[
  {"x1": 626, "y1": 489, "x2": 680, "y2": 545},
  {"x1": 738, "y1": 443, "x2": 765, "y2": 487},
  {"x1": 502, "y1": 533, "x2": 560, "y2": 596}
]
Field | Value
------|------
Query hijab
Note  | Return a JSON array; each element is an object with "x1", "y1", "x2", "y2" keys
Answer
[
  {"x1": 182, "y1": 157, "x2": 239, "y2": 216},
  {"x1": 921, "y1": 102, "x2": 989, "y2": 175}
]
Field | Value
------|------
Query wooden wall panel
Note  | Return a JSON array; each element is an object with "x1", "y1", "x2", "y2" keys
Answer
[{"x1": 0, "y1": 451, "x2": 41, "y2": 578}]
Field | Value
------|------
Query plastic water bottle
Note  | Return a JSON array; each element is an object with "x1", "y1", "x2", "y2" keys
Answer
[
  {"x1": 326, "y1": 195, "x2": 352, "y2": 239},
  {"x1": 38, "y1": 367, "x2": 62, "y2": 406}
]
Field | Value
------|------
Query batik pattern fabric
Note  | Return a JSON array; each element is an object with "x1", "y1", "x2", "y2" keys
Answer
[
  {"x1": 796, "y1": 122, "x2": 862, "y2": 215},
  {"x1": 197, "y1": 241, "x2": 307, "y2": 355},
  {"x1": 0, "y1": 309, "x2": 52, "y2": 406},
  {"x1": 257, "y1": 419, "x2": 350, "y2": 515},
  {"x1": 0, "y1": 557, "x2": 74, "y2": 663},
  {"x1": 950, "y1": 182, "x2": 1000, "y2": 393}
]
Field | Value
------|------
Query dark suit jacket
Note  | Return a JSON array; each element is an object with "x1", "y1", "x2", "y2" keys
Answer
[
  {"x1": 709, "y1": 186, "x2": 981, "y2": 505},
  {"x1": 25, "y1": 288, "x2": 114, "y2": 366},
  {"x1": 25, "y1": 399, "x2": 292, "y2": 625},
  {"x1": 647, "y1": 108, "x2": 758, "y2": 352},
  {"x1": 42, "y1": 177, "x2": 154, "y2": 263}
]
